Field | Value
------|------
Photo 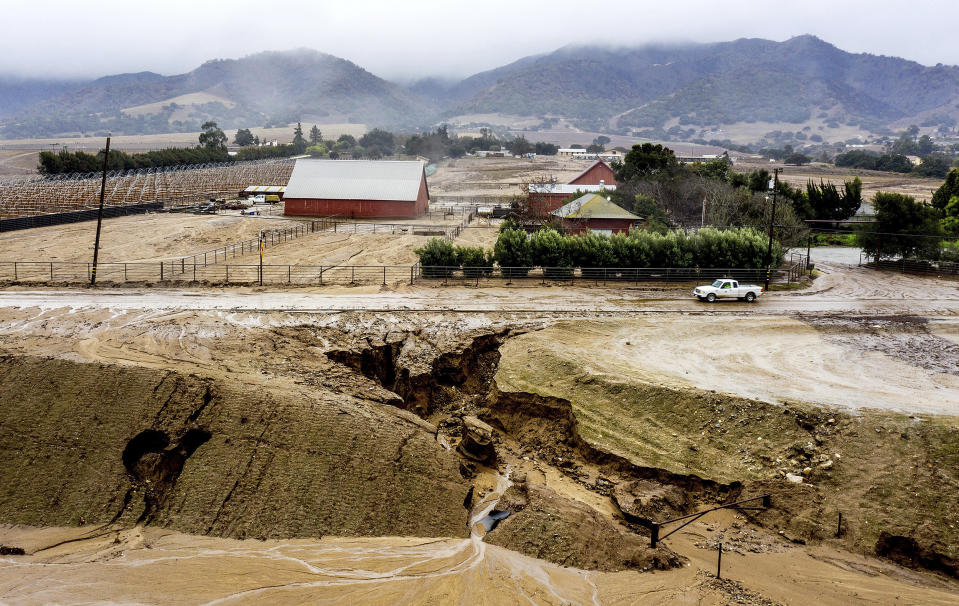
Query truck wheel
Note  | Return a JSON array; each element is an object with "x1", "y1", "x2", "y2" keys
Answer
[
  {"x1": 697, "y1": 296, "x2": 705, "y2": 301},
  {"x1": 745, "y1": 292, "x2": 756, "y2": 302},
  {"x1": 706, "y1": 293, "x2": 716, "y2": 303}
]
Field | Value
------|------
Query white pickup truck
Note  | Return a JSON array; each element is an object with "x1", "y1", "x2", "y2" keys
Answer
[{"x1": 693, "y1": 278, "x2": 763, "y2": 302}]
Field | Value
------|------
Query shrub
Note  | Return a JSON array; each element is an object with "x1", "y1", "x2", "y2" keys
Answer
[
  {"x1": 489, "y1": 227, "x2": 783, "y2": 273},
  {"x1": 493, "y1": 228, "x2": 533, "y2": 278},
  {"x1": 456, "y1": 246, "x2": 492, "y2": 278},
  {"x1": 530, "y1": 229, "x2": 573, "y2": 279},
  {"x1": 414, "y1": 238, "x2": 456, "y2": 278}
]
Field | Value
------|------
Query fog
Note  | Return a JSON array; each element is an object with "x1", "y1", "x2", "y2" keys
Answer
[{"x1": 2, "y1": 0, "x2": 958, "y2": 81}]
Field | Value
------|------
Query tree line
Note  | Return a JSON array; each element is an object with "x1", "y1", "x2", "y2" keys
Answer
[{"x1": 415, "y1": 224, "x2": 781, "y2": 278}]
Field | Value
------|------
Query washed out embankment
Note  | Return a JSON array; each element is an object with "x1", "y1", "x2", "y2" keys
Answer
[
  {"x1": 322, "y1": 327, "x2": 687, "y2": 572},
  {"x1": 0, "y1": 354, "x2": 471, "y2": 539},
  {"x1": 493, "y1": 322, "x2": 959, "y2": 576}
]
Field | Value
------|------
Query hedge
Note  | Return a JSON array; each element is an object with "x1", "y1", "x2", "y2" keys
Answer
[{"x1": 414, "y1": 227, "x2": 782, "y2": 277}]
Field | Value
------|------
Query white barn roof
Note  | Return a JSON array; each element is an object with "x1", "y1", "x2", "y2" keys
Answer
[
  {"x1": 528, "y1": 183, "x2": 616, "y2": 194},
  {"x1": 283, "y1": 159, "x2": 426, "y2": 201}
]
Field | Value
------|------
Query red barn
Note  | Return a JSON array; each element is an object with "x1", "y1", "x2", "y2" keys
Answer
[
  {"x1": 568, "y1": 159, "x2": 616, "y2": 186},
  {"x1": 550, "y1": 193, "x2": 643, "y2": 235},
  {"x1": 283, "y1": 159, "x2": 429, "y2": 219}
]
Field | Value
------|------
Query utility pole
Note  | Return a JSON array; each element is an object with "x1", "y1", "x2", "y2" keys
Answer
[
  {"x1": 701, "y1": 196, "x2": 706, "y2": 230},
  {"x1": 90, "y1": 135, "x2": 111, "y2": 285},
  {"x1": 258, "y1": 231, "x2": 265, "y2": 286},
  {"x1": 763, "y1": 168, "x2": 782, "y2": 292}
]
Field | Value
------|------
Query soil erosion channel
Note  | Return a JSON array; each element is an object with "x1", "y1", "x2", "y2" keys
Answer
[{"x1": 0, "y1": 307, "x2": 957, "y2": 604}]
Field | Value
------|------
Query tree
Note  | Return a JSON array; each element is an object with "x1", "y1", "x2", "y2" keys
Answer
[
  {"x1": 233, "y1": 128, "x2": 255, "y2": 147},
  {"x1": 508, "y1": 136, "x2": 533, "y2": 156},
  {"x1": 856, "y1": 192, "x2": 944, "y2": 259},
  {"x1": 534, "y1": 142, "x2": 559, "y2": 155},
  {"x1": 307, "y1": 144, "x2": 329, "y2": 158},
  {"x1": 804, "y1": 178, "x2": 861, "y2": 221},
  {"x1": 784, "y1": 152, "x2": 810, "y2": 166},
  {"x1": 358, "y1": 129, "x2": 395, "y2": 158},
  {"x1": 615, "y1": 143, "x2": 678, "y2": 182},
  {"x1": 198, "y1": 121, "x2": 227, "y2": 152},
  {"x1": 309, "y1": 125, "x2": 322, "y2": 145},
  {"x1": 593, "y1": 135, "x2": 611, "y2": 146},
  {"x1": 932, "y1": 168, "x2": 959, "y2": 212},
  {"x1": 914, "y1": 155, "x2": 951, "y2": 178},
  {"x1": 586, "y1": 143, "x2": 605, "y2": 153},
  {"x1": 292, "y1": 122, "x2": 307, "y2": 154}
]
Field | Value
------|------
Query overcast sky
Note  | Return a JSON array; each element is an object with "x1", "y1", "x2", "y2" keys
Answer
[{"x1": 3, "y1": 0, "x2": 958, "y2": 81}]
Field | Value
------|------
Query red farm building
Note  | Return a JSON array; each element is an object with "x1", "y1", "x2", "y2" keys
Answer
[
  {"x1": 528, "y1": 182, "x2": 616, "y2": 216},
  {"x1": 567, "y1": 159, "x2": 617, "y2": 186},
  {"x1": 283, "y1": 159, "x2": 429, "y2": 219},
  {"x1": 550, "y1": 193, "x2": 643, "y2": 235}
]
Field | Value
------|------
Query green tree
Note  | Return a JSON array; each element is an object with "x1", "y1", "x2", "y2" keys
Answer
[
  {"x1": 292, "y1": 122, "x2": 307, "y2": 154},
  {"x1": 784, "y1": 152, "x2": 811, "y2": 166},
  {"x1": 309, "y1": 125, "x2": 322, "y2": 145},
  {"x1": 493, "y1": 228, "x2": 533, "y2": 277},
  {"x1": 932, "y1": 169, "x2": 959, "y2": 212},
  {"x1": 804, "y1": 178, "x2": 861, "y2": 221},
  {"x1": 198, "y1": 121, "x2": 227, "y2": 151},
  {"x1": 914, "y1": 155, "x2": 951, "y2": 178},
  {"x1": 358, "y1": 129, "x2": 395, "y2": 158},
  {"x1": 306, "y1": 144, "x2": 329, "y2": 158},
  {"x1": 508, "y1": 136, "x2": 533, "y2": 156},
  {"x1": 856, "y1": 193, "x2": 944, "y2": 259},
  {"x1": 615, "y1": 143, "x2": 678, "y2": 182},
  {"x1": 233, "y1": 128, "x2": 255, "y2": 147}
]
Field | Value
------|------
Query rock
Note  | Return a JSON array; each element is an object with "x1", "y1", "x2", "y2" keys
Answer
[
  {"x1": 785, "y1": 473, "x2": 804, "y2": 484},
  {"x1": 802, "y1": 466, "x2": 813, "y2": 476},
  {"x1": 510, "y1": 470, "x2": 527, "y2": 484},
  {"x1": 613, "y1": 479, "x2": 690, "y2": 523},
  {"x1": 819, "y1": 459, "x2": 834, "y2": 470},
  {"x1": 457, "y1": 416, "x2": 496, "y2": 463}
]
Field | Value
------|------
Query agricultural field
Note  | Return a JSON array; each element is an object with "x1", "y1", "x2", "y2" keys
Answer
[{"x1": 0, "y1": 208, "x2": 498, "y2": 268}]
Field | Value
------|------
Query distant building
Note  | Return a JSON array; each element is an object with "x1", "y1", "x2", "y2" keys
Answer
[
  {"x1": 557, "y1": 148, "x2": 623, "y2": 162},
  {"x1": 528, "y1": 182, "x2": 616, "y2": 215},
  {"x1": 240, "y1": 185, "x2": 287, "y2": 199},
  {"x1": 283, "y1": 159, "x2": 429, "y2": 219},
  {"x1": 568, "y1": 159, "x2": 617, "y2": 186},
  {"x1": 550, "y1": 193, "x2": 643, "y2": 235}
]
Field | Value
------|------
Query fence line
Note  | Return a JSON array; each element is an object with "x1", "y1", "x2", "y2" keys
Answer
[
  {"x1": 860, "y1": 257, "x2": 959, "y2": 277},
  {"x1": 0, "y1": 260, "x2": 798, "y2": 287}
]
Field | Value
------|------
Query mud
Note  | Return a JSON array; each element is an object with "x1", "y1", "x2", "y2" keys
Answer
[
  {"x1": 0, "y1": 355, "x2": 470, "y2": 539},
  {"x1": 2, "y1": 262, "x2": 959, "y2": 602},
  {"x1": 801, "y1": 314, "x2": 959, "y2": 376},
  {"x1": 484, "y1": 483, "x2": 682, "y2": 572}
]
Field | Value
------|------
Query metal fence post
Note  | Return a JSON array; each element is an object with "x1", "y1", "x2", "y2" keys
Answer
[
  {"x1": 160, "y1": 262, "x2": 164, "y2": 281},
  {"x1": 225, "y1": 265, "x2": 229, "y2": 283},
  {"x1": 383, "y1": 266, "x2": 386, "y2": 285},
  {"x1": 13, "y1": 262, "x2": 17, "y2": 281},
  {"x1": 50, "y1": 262, "x2": 53, "y2": 280},
  {"x1": 124, "y1": 263, "x2": 128, "y2": 282}
]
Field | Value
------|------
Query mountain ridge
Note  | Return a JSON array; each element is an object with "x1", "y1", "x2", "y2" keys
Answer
[{"x1": 2, "y1": 37, "x2": 959, "y2": 140}]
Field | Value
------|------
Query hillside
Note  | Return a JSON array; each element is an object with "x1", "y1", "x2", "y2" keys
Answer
[
  {"x1": 1, "y1": 49, "x2": 437, "y2": 138},
  {"x1": 445, "y1": 36, "x2": 959, "y2": 134},
  {"x1": 4, "y1": 37, "x2": 959, "y2": 140}
]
